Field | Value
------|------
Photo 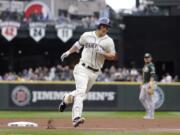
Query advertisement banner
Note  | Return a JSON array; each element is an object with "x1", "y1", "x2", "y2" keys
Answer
[
  {"x1": 8, "y1": 84, "x2": 118, "y2": 110},
  {"x1": 0, "y1": 82, "x2": 179, "y2": 111}
]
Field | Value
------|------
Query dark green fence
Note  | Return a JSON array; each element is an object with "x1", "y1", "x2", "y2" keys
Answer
[{"x1": 0, "y1": 81, "x2": 179, "y2": 111}]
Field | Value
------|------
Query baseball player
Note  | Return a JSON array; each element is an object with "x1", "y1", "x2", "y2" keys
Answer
[
  {"x1": 59, "y1": 17, "x2": 117, "y2": 127},
  {"x1": 139, "y1": 53, "x2": 156, "y2": 119}
]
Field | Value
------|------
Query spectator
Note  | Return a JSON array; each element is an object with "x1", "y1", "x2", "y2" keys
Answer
[
  {"x1": 166, "y1": 73, "x2": 172, "y2": 82},
  {"x1": 173, "y1": 75, "x2": 179, "y2": 82},
  {"x1": 82, "y1": 16, "x2": 90, "y2": 28},
  {"x1": 97, "y1": 68, "x2": 111, "y2": 82},
  {"x1": 89, "y1": 15, "x2": 98, "y2": 28},
  {"x1": 160, "y1": 73, "x2": 172, "y2": 83},
  {"x1": 45, "y1": 67, "x2": 56, "y2": 81},
  {"x1": 130, "y1": 68, "x2": 139, "y2": 81},
  {"x1": 61, "y1": 66, "x2": 73, "y2": 81},
  {"x1": 1, "y1": 8, "x2": 11, "y2": 21},
  {"x1": 99, "y1": 5, "x2": 110, "y2": 18},
  {"x1": 0, "y1": 65, "x2": 178, "y2": 82}
]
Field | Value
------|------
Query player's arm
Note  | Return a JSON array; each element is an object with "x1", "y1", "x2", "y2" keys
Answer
[
  {"x1": 61, "y1": 41, "x2": 82, "y2": 61},
  {"x1": 61, "y1": 32, "x2": 86, "y2": 61},
  {"x1": 67, "y1": 41, "x2": 82, "y2": 54},
  {"x1": 148, "y1": 75, "x2": 155, "y2": 95},
  {"x1": 101, "y1": 52, "x2": 118, "y2": 61},
  {"x1": 148, "y1": 66, "x2": 156, "y2": 95},
  {"x1": 96, "y1": 39, "x2": 118, "y2": 60}
]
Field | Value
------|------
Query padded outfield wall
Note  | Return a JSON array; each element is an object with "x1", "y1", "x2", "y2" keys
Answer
[{"x1": 0, "y1": 81, "x2": 179, "y2": 111}]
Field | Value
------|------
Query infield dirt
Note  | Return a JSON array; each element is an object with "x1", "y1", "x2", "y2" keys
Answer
[{"x1": 0, "y1": 117, "x2": 180, "y2": 132}]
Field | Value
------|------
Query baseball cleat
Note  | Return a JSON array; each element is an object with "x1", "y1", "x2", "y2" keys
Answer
[
  {"x1": 143, "y1": 115, "x2": 154, "y2": 120},
  {"x1": 59, "y1": 96, "x2": 66, "y2": 112},
  {"x1": 72, "y1": 117, "x2": 85, "y2": 128},
  {"x1": 59, "y1": 102, "x2": 66, "y2": 112}
]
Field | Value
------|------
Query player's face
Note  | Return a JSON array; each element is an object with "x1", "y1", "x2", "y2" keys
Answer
[
  {"x1": 99, "y1": 25, "x2": 109, "y2": 36},
  {"x1": 144, "y1": 57, "x2": 152, "y2": 64}
]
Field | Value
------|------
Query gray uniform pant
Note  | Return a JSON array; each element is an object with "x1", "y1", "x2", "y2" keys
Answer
[{"x1": 139, "y1": 83, "x2": 155, "y2": 115}]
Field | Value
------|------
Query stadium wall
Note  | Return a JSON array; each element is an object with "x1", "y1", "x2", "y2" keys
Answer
[
  {"x1": 123, "y1": 16, "x2": 180, "y2": 78},
  {"x1": 0, "y1": 81, "x2": 179, "y2": 111}
]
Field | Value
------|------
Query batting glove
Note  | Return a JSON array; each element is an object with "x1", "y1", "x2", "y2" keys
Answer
[
  {"x1": 96, "y1": 46, "x2": 105, "y2": 55},
  {"x1": 61, "y1": 51, "x2": 70, "y2": 61}
]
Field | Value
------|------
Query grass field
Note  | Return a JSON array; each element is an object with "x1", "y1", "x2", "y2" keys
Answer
[
  {"x1": 0, "y1": 111, "x2": 180, "y2": 135},
  {"x1": 0, "y1": 111, "x2": 180, "y2": 118},
  {"x1": 1, "y1": 129, "x2": 180, "y2": 135}
]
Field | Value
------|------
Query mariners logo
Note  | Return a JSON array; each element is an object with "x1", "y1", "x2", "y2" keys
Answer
[
  {"x1": 153, "y1": 86, "x2": 165, "y2": 109},
  {"x1": 11, "y1": 86, "x2": 31, "y2": 107}
]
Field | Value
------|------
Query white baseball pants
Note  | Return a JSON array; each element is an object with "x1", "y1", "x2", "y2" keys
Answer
[{"x1": 68, "y1": 63, "x2": 100, "y2": 121}]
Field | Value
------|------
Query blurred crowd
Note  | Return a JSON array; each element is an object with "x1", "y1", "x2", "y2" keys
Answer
[
  {"x1": 119, "y1": 0, "x2": 169, "y2": 16},
  {"x1": 0, "y1": 65, "x2": 178, "y2": 82},
  {"x1": 0, "y1": 9, "x2": 50, "y2": 23},
  {"x1": 0, "y1": 6, "x2": 108, "y2": 29}
]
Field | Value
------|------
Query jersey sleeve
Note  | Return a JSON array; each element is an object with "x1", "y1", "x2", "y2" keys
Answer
[
  {"x1": 150, "y1": 65, "x2": 155, "y2": 74},
  {"x1": 106, "y1": 38, "x2": 116, "y2": 53},
  {"x1": 149, "y1": 64, "x2": 156, "y2": 80},
  {"x1": 78, "y1": 32, "x2": 87, "y2": 47}
]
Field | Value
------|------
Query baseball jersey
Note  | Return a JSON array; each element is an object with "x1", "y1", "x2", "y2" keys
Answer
[
  {"x1": 142, "y1": 62, "x2": 156, "y2": 83},
  {"x1": 78, "y1": 31, "x2": 116, "y2": 69}
]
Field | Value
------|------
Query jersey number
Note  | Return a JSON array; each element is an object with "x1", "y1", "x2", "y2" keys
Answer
[
  {"x1": 5, "y1": 27, "x2": 14, "y2": 36},
  {"x1": 33, "y1": 28, "x2": 42, "y2": 37},
  {"x1": 61, "y1": 29, "x2": 70, "y2": 38}
]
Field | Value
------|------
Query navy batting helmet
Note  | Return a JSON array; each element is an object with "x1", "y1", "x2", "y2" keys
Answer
[{"x1": 96, "y1": 17, "x2": 111, "y2": 27}]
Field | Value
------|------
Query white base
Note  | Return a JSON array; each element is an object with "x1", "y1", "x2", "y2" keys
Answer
[{"x1": 7, "y1": 121, "x2": 38, "y2": 127}]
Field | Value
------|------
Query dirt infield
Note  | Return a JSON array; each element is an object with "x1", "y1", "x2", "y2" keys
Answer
[{"x1": 1, "y1": 117, "x2": 180, "y2": 132}]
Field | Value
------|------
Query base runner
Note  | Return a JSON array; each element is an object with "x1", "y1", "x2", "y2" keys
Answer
[{"x1": 58, "y1": 17, "x2": 118, "y2": 127}]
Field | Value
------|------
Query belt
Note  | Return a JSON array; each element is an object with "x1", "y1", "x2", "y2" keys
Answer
[{"x1": 81, "y1": 63, "x2": 99, "y2": 72}]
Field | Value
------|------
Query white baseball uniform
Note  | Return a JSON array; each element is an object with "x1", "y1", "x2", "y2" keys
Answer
[{"x1": 67, "y1": 31, "x2": 116, "y2": 120}]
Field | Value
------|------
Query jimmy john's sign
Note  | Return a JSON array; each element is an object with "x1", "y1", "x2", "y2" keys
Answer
[{"x1": 9, "y1": 84, "x2": 117, "y2": 109}]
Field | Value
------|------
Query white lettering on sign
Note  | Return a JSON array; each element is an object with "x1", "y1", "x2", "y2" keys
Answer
[
  {"x1": 86, "y1": 92, "x2": 115, "y2": 101},
  {"x1": 32, "y1": 91, "x2": 116, "y2": 103},
  {"x1": 32, "y1": 91, "x2": 67, "y2": 103}
]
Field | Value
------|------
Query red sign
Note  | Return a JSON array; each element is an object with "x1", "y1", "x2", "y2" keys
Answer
[{"x1": 24, "y1": 1, "x2": 52, "y2": 20}]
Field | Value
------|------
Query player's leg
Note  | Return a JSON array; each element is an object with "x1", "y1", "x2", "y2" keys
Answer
[
  {"x1": 139, "y1": 84, "x2": 149, "y2": 112},
  {"x1": 71, "y1": 64, "x2": 89, "y2": 127},
  {"x1": 59, "y1": 92, "x2": 74, "y2": 112},
  {"x1": 59, "y1": 64, "x2": 87, "y2": 113},
  {"x1": 72, "y1": 66, "x2": 99, "y2": 127},
  {"x1": 145, "y1": 93, "x2": 154, "y2": 119},
  {"x1": 146, "y1": 84, "x2": 156, "y2": 119},
  {"x1": 86, "y1": 71, "x2": 99, "y2": 93}
]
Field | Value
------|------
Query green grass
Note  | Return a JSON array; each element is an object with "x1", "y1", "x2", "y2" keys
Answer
[
  {"x1": 0, "y1": 111, "x2": 180, "y2": 118},
  {"x1": 0, "y1": 129, "x2": 180, "y2": 135}
]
